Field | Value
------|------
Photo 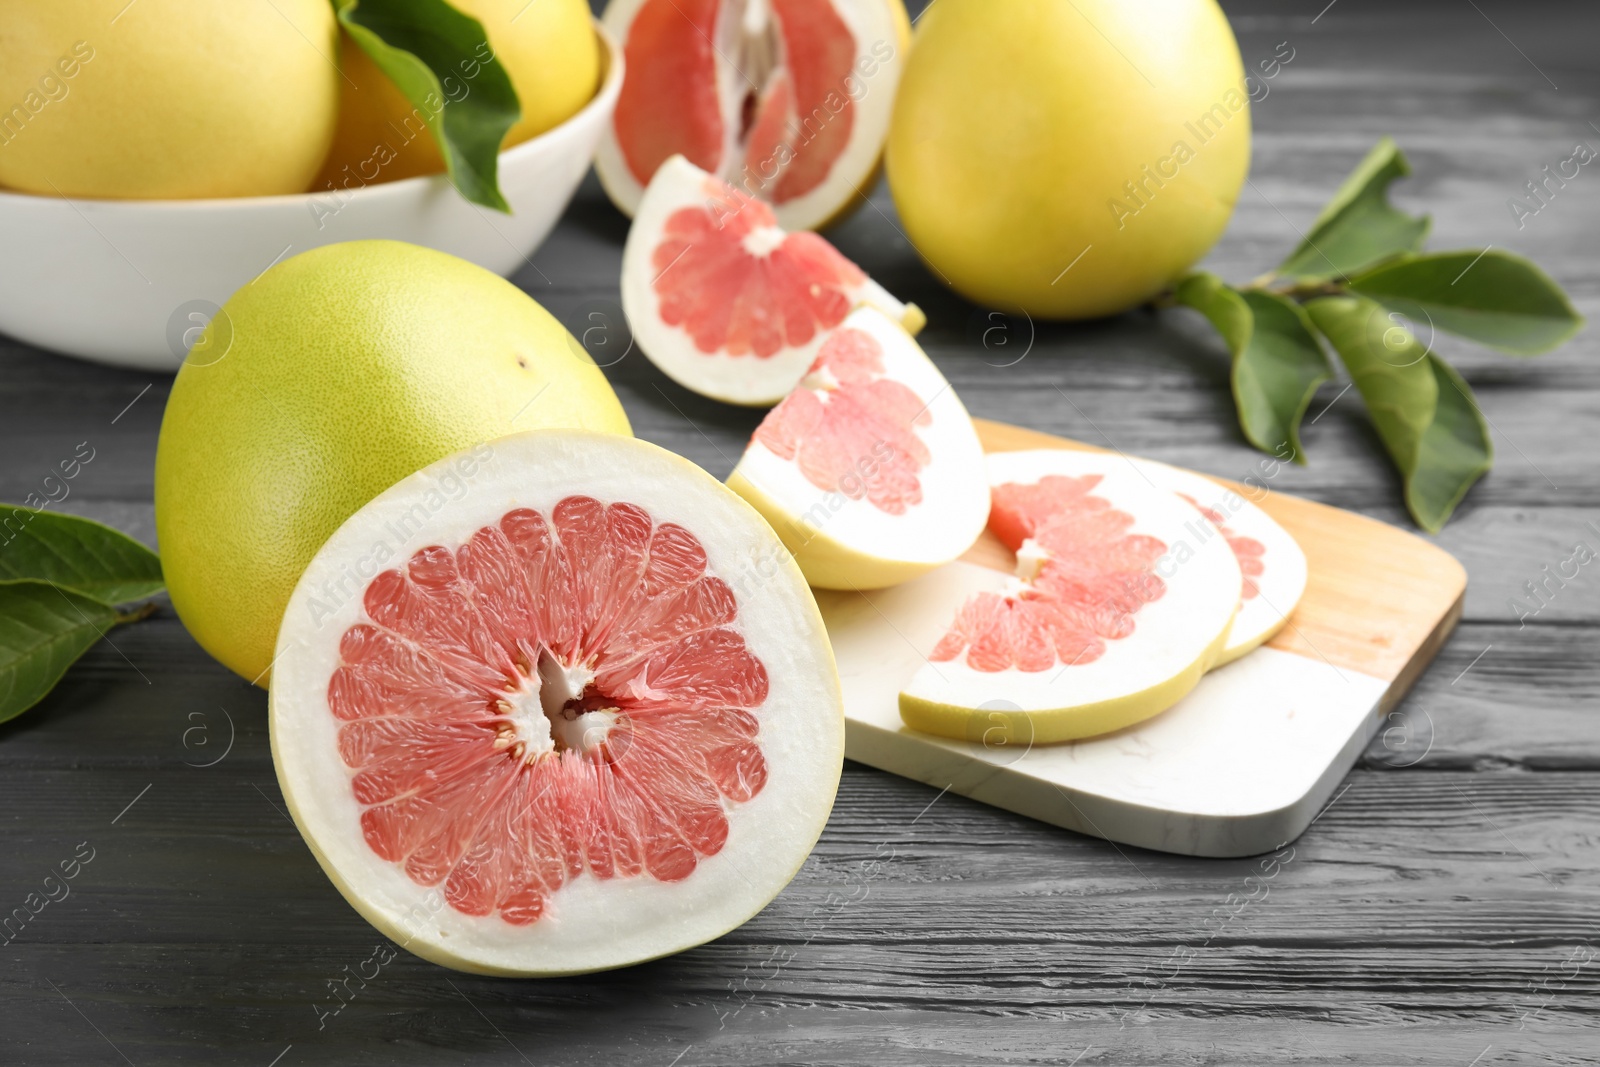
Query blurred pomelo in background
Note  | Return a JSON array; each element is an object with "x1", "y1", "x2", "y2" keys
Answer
[
  {"x1": 596, "y1": 0, "x2": 912, "y2": 231},
  {"x1": 886, "y1": 0, "x2": 1251, "y2": 319},
  {"x1": 314, "y1": 0, "x2": 602, "y2": 189},
  {"x1": 154, "y1": 240, "x2": 631, "y2": 685},
  {"x1": 0, "y1": 0, "x2": 339, "y2": 199}
]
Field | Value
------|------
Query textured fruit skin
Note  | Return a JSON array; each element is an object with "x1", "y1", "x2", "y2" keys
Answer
[
  {"x1": 314, "y1": 0, "x2": 600, "y2": 189},
  {"x1": 727, "y1": 470, "x2": 934, "y2": 591},
  {"x1": 885, "y1": 0, "x2": 1250, "y2": 319},
  {"x1": 154, "y1": 241, "x2": 631, "y2": 685},
  {"x1": 0, "y1": 0, "x2": 339, "y2": 199}
]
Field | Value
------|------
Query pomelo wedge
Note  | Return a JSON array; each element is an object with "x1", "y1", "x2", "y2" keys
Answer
[
  {"x1": 1126, "y1": 458, "x2": 1308, "y2": 666},
  {"x1": 727, "y1": 305, "x2": 988, "y2": 590},
  {"x1": 621, "y1": 155, "x2": 923, "y2": 405},
  {"x1": 900, "y1": 450, "x2": 1241, "y2": 745},
  {"x1": 596, "y1": 0, "x2": 910, "y2": 231},
  {"x1": 269, "y1": 431, "x2": 843, "y2": 975}
]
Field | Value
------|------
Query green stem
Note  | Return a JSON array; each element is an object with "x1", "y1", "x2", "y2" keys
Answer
[
  {"x1": 1152, "y1": 275, "x2": 1346, "y2": 311},
  {"x1": 113, "y1": 601, "x2": 159, "y2": 627},
  {"x1": 1244, "y1": 278, "x2": 1348, "y2": 302}
]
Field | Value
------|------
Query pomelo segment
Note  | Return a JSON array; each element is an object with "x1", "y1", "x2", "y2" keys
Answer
[
  {"x1": 621, "y1": 155, "x2": 924, "y2": 405},
  {"x1": 1125, "y1": 458, "x2": 1308, "y2": 666},
  {"x1": 900, "y1": 450, "x2": 1241, "y2": 744},
  {"x1": 269, "y1": 432, "x2": 843, "y2": 975},
  {"x1": 727, "y1": 306, "x2": 988, "y2": 589},
  {"x1": 596, "y1": 0, "x2": 909, "y2": 231}
]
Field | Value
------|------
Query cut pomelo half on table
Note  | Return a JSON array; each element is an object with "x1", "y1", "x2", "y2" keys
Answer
[
  {"x1": 1127, "y1": 458, "x2": 1308, "y2": 666},
  {"x1": 597, "y1": 0, "x2": 910, "y2": 231},
  {"x1": 622, "y1": 155, "x2": 924, "y2": 406},
  {"x1": 900, "y1": 450, "x2": 1242, "y2": 745},
  {"x1": 269, "y1": 432, "x2": 843, "y2": 976},
  {"x1": 727, "y1": 305, "x2": 988, "y2": 590}
]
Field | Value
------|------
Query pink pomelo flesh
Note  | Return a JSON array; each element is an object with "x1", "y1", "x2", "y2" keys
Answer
[
  {"x1": 613, "y1": 0, "x2": 861, "y2": 210},
  {"x1": 931, "y1": 475, "x2": 1169, "y2": 673},
  {"x1": 725, "y1": 304, "x2": 989, "y2": 590},
  {"x1": 1179, "y1": 493, "x2": 1266, "y2": 600},
  {"x1": 621, "y1": 157, "x2": 920, "y2": 406},
  {"x1": 653, "y1": 177, "x2": 866, "y2": 359},
  {"x1": 328, "y1": 496, "x2": 770, "y2": 927},
  {"x1": 754, "y1": 325, "x2": 931, "y2": 514}
]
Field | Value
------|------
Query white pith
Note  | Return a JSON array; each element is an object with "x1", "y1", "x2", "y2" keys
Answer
[
  {"x1": 1124, "y1": 458, "x2": 1309, "y2": 662},
  {"x1": 741, "y1": 224, "x2": 787, "y2": 257},
  {"x1": 900, "y1": 450, "x2": 1243, "y2": 715},
  {"x1": 621, "y1": 155, "x2": 913, "y2": 406},
  {"x1": 1014, "y1": 539, "x2": 1049, "y2": 581},
  {"x1": 488, "y1": 656, "x2": 619, "y2": 764},
  {"x1": 268, "y1": 432, "x2": 844, "y2": 976},
  {"x1": 500, "y1": 670, "x2": 557, "y2": 762},
  {"x1": 729, "y1": 305, "x2": 989, "y2": 581},
  {"x1": 596, "y1": 0, "x2": 906, "y2": 231}
]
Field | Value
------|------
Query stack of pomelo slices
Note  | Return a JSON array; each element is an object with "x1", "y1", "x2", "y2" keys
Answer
[
  {"x1": 899, "y1": 450, "x2": 1308, "y2": 745},
  {"x1": 615, "y1": 153, "x2": 1309, "y2": 752}
]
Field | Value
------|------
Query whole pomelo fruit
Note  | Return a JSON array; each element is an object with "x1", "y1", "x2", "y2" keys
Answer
[
  {"x1": 314, "y1": 0, "x2": 600, "y2": 190},
  {"x1": 885, "y1": 0, "x2": 1250, "y2": 319},
  {"x1": 0, "y1": 0, "x2": 338, "y2": 199},
  {"x1": 154, "y1": 240, "x2": 631, "y2": 685}
]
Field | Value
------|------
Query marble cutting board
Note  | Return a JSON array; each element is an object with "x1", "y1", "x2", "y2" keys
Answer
[{"x1": 813, "y1": 420, "x2": 1467, "y2": 858}]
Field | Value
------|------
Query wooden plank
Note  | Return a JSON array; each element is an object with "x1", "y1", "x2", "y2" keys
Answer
[{"x1": 2, "y1": 766, "x2": 1595, "y2": 1062}]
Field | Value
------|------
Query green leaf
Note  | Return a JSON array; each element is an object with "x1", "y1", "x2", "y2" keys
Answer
[
  {"x1": 1410, "y1": 355, "x2": 1495, "y2": 532},
  {"x1": 0, "y1": 580, "x2": 118, "y2": 724},
  {"x1": 1348, "y1": 249, "x2": 1584, "y2": 355},
  {"x1": 336, "y1": 0, "x2": 521, "y2": 212},
  {"x1": 1175, "y1": 271, "x2": 1250, "y2": 349},
  {"x1": 1306, "y1": 296, "x2": 1493, "y2": 532},
  {"x1": 0, "y1": 507, "x2": 163, "y2": 604},
  {"x1": 1175, "y1": 273, "x2": 1333, "y2": 464},
  {"x1": 1278, "y1": 138, "x2": 1430, "y2": 280}
]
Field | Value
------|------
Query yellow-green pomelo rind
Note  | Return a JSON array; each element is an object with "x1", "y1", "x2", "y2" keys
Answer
[
  {"x1": 154, "y1": 240, "x2": 631, "y2": 685},
  {"x1": 886, "y1": 0, "x2": 1250, "y2": 319},
  {"x1": 899, "y1": 620, "x2": 1232, "y2": 745},
  {"x1": 726, "y1": 470, "x2": 935, "y2": 591},
  {"x1": 0, "y1": 0, "x2": 339, "y2": 198}
]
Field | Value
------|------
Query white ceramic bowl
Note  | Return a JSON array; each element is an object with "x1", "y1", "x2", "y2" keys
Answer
[{"x1": 0, "y1": 24, "x2": 623, "y2": 372}]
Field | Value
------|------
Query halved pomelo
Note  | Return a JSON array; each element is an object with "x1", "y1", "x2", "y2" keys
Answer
[
  {"x1": 596, "y1": 0, "x2": 910, "y2": 231},
  {"x1": 727, "y1": 305, "x2": 988, "y2": 589},
  {"x1": 621, "y1": 155, "x2": 924, "y2": 406},
  {"x1": 268, "y1": 431, "x2": 843, "y2": 975},
  {"x1": 1126, "y1": 458, "x2": 1308, "y2": 666},
  {"x1": 899, "y1": 450, "x2": 1241, "y2": 744}
]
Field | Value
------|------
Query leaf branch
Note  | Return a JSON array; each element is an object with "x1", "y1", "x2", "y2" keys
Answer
[{"x1": 1164, "y1": 138, "x2": 1582, "y2": 531}]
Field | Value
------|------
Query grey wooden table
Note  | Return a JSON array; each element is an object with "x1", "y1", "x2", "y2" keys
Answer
[{"x1": 3, "y1": 1, "x2": 1596, "y2": 1063}]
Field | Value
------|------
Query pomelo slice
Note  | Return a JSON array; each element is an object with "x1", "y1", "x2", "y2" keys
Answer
[
  {"x1": 1125, "y1": 458, "x2": 1309, "y2": 666},
  {"x1": 596, "y1": 0, "x2": 909, "y2": 231},
  {"x1": 621, "y1": 155, "x2": 924, "y2": 406},
  {"x1": 269, "y1": 431, "x2": 843, "y2": 975},
  {"x1": 727, "y1": 305, "x2": 988, "y2": 590},
  {"x1": 899, "y1": 450, "x2": 1241, "y2": 744}
]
